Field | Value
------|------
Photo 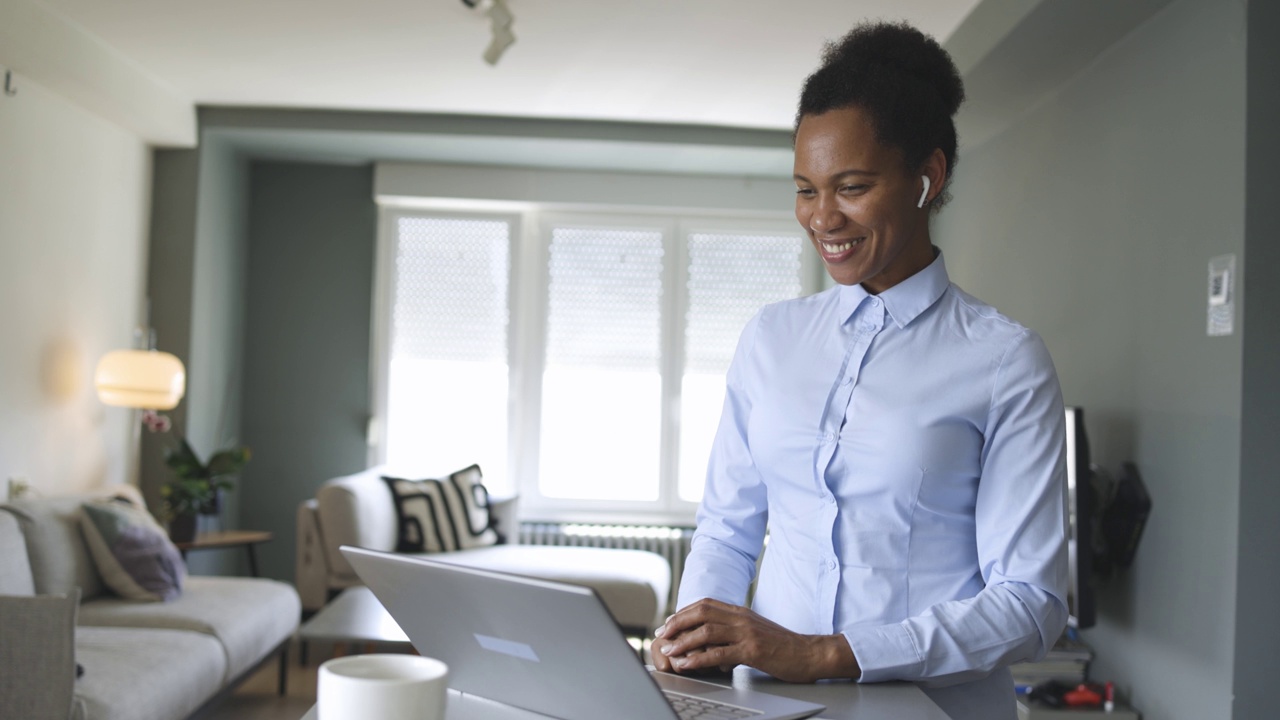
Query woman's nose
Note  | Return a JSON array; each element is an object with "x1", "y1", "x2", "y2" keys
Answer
[{"x1": 809, "y1": 198, "x2": 844, "y2": 234}]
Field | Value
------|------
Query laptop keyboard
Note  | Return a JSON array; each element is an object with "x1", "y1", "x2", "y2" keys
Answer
[{"x1": 663, "y1": 690, "x2": 763, "y2": 719}]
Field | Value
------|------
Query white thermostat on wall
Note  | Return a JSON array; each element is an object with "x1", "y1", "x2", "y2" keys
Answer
[{"x1": 1207, "y1": 254, "x2": 1235, "y2": 336}]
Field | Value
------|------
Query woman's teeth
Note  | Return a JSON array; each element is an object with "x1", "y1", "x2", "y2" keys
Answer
[{"x1": 822, "y1": 239, "x2": 861, "y2": 253}]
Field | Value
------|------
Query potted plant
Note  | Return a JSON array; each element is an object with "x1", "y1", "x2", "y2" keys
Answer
[{"x1": 159, "y1": 434, "x2": 251, "y2": 543}]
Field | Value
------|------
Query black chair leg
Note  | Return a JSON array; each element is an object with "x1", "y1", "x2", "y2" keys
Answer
[{"x1": 278, "y1": 644, "x2": 289, "y2": 696}]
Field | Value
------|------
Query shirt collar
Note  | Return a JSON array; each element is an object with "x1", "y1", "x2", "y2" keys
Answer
[{"x1": 836, "y1": 247, "x2": 951, "y2": 328}]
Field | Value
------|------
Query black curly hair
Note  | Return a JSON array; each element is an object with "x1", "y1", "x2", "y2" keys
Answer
[{"x1": 796, "y1": 22, "x2": 965, "y2": 208}]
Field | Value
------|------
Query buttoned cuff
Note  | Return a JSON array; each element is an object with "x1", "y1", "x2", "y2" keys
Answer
[{"x1": 843, "y1": 623, "x2": 923, "y2": 683}]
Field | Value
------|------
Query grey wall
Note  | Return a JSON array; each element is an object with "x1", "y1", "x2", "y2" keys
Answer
[
  {"x1": 143, "y1": 150, "x2": 198, "y2": 521},
  {"x1": 1232, "y1": 1, "x2": 1280, "y2": 717},
  {"x1": 144, "y1": 140, "x2": 250, "y2": 576},
  {"x1": 185, "y1": 138, "x2": 250, "y2": 574},
  {"x1": 937, "y1": 0, "x2": 1247, "y2": 717},
  {"x1": 238, "y1": 161, "x2": 376, "y2": 582}
]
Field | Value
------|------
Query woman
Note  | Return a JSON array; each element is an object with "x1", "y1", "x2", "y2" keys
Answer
[{"x1": 652, "y1": 21, "x2": 1068, "y2": 718}]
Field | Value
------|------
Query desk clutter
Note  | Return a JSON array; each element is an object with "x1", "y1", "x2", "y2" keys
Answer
[
  {"x1": 1011, "y1": 632, "x2": 1093, "y2": 689},
  {"x1": 1014, "y1": 633, "x2": 1142, "y2": 718}
]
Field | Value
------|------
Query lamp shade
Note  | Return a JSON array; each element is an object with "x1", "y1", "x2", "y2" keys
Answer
[{"x1": 94, "y1": 350, "x2": 186, "y2": 410}]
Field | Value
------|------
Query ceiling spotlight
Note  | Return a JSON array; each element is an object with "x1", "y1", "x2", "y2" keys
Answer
[{"x1": 461, "y1": 0, "x2": 516, "y2": 66}]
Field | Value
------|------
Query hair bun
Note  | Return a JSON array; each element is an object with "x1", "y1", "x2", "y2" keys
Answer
[
  {"x1": 820, "y1": 22, "x2": 965, "y2": 117},
  {"x1": 796, "y1": 21, "x2": 966, "y2": 209}
]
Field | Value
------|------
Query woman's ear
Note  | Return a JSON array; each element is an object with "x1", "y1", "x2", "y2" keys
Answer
[{"x1": 919, "y1": 148, "x2": 947, "y2": 208}]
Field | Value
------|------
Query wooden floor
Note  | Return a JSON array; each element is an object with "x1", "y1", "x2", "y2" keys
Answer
[
  {"x1": 203, "y1": 640, "x2": 318, "y2": 720},
  {"x1": 207, "y1": 638, "x2": 425, "y2": 720}
]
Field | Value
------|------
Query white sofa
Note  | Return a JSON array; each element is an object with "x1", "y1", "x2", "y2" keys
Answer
[
  {"x1": 0, "y1": 487, "x2": 300, "y2": 720},
  {"x1": 296, "y1": 467, "x2": 671, "y2": 635}
]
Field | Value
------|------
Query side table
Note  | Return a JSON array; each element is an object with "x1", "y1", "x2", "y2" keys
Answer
[{"x1": 174, "y1": 530, "x2": 273, "y2": 577}]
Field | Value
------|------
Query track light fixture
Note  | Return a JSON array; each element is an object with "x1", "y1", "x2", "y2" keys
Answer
[{"x1": 461, "y1": 0, "x2": 516, "y2": 66}]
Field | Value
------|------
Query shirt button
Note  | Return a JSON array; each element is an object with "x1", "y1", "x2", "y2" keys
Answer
[
  {"x1": 841, "y1": 375, "x2": 853, "y2": 386},
  {"x1": 827, "y1": 559, "x2": 837, "y2": 570},
  {"x1": 822, "y1": 432, "x2": 835, "y2": 443}
]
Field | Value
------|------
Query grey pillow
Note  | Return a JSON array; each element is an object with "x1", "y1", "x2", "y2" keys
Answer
[
  {"x1": 80, "y1": 499, "x2": 185, "y2": 602},
  {"x1": 0, "y1": 589, "x2": 79, "y2": 720}
]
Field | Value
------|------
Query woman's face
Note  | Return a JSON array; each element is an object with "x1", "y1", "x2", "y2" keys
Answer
[{"x1": 794, "y1": 106, "x2": 936, "y2": 292}]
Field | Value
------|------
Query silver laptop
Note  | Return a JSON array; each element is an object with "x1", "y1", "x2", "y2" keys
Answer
[{"x1": 341, "y1": 546, "x2": 824, "y2": 720}]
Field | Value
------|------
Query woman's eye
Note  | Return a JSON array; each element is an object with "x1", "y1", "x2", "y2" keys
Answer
[
  {"x1": 795, "y1": 188, "x2": 816, "y2": 197},
  {"x1": 839, "y1": 185, "x2": 868, "y2": 194}
]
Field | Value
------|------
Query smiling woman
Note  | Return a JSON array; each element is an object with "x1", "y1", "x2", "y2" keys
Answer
[
  {"x1": 658, "y1": 22, "x2": 1070, "y2": 720},
  {"x1": 793, "y1": 107, "x2": 938, "y2": 292}
]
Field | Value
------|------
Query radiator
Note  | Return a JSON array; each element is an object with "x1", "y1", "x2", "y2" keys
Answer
[{"x1": 519, "y1": 522, "x2": 694, "y2": 616}]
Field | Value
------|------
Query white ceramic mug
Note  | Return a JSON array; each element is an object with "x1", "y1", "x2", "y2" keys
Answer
[{"x1": 318, "y1": 654, "x2": 449, "y2": 720}]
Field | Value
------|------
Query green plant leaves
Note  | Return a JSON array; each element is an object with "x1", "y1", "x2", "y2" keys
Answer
[{"x1": 160, "y1": 438, "x2": 250, "y2": 519}]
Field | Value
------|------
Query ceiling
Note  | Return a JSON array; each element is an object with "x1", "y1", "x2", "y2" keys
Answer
[{"x1": 36, "y1": 0, "x2": 980, "y2": 131}]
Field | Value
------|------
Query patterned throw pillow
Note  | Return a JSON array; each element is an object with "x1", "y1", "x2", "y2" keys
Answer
[
  {"x1": 79, "y1": 498, "x2": 185, "y2": 602},
  {"x1": 382, "y1": 464, "x2": 502, "y2": 553}
]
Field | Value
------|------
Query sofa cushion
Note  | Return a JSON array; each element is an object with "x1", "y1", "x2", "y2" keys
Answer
[
  {"x1": 77, "y1": 576, "x2": 300, "y2": 681},
  {"x1": 0, "y1": 508, "x2": 36, "y2": 595},
  {"x1": 0, "y1": 590, "x2": 79, "y2": 720},
  {"x1": 74, "y1": 625, "x2": 226, "y2": 720},
  {"x1": 382, "y1": 464, "x2": 501, "y2": 553},
  {"x1": 5, "y1": 495, "x2": 108, "y2": 599},
  {"x1": 80, "y1": 499, "x2": 185, "y2": 602}
]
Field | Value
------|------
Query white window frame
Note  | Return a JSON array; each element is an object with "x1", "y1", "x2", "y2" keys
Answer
[{"x1": 371, "y1": 204, "x2": 820, "y2": 524}]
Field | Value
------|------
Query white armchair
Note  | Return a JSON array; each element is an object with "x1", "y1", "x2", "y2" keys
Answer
[{"x1": 296, "y1": 467, "x2": 670, "y2": 635}]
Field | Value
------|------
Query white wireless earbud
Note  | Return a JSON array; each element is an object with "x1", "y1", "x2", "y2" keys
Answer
[{"x1": 917, "y1": 176, "x2": 931, "y2": 209}]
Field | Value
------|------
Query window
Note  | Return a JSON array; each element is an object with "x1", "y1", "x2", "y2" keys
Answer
[
  {"x1": 540, "y1": 224, "x2": 665, "y2": 503},
  {"x1": 379, "y1": 215, "x2": 513, "y2": 484},
  {"x1": 375, "y1": 207, "x2": 815, "y2": 521},
  {"x1": 678, "y1": 231, "x2": 805, "y2": 501}
]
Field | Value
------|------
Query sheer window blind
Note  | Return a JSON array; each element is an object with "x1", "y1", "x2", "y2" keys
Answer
[
  {"x1": 384, "y1": 217, "x2": 511, "y2": 482},
  {"x1": 679, "y1": 232, "x2": 804, "y2": 501},
  {"x1": 539, "y1": 226, "x2": 665, "y2": 501},
  {"x1": 374, "y1": 208, "x2": 812, "y2": 519}
]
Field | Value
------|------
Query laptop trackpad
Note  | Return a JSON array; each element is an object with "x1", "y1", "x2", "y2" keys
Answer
[{"x1": 650, "y1": 670, "x2": 825, "y2": 720}]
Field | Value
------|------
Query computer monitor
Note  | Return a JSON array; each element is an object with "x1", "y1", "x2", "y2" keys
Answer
[{"x1": 1064, "y1": 406, "x2": 1096, "y2": 629}]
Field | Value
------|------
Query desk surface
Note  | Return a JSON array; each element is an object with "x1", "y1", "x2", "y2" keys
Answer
[
  {"x1": 299, "y1": 667, "x2": 952, "y2": 720},
  {"x1": 297, "y1": 589, "x2": 953, "y2": 720}
]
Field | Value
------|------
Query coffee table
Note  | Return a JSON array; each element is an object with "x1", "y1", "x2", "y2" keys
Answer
[{"x1": 298, "y1": 586, "x2": 410, "y2": 664}]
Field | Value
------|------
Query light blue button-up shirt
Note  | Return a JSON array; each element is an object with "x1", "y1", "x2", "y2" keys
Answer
[{"x1": 678, "y1": 250, "x2": 1068, "y2": 697}]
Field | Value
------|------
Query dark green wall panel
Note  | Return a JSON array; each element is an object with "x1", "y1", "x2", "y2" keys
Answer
[{"x1": 238, "y1": 161, "x2": 376, "y2": 582}]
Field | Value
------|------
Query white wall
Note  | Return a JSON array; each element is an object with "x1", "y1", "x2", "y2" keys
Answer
[{"x1": 0, "y1": 72, "x2": 152, "y2": 497}]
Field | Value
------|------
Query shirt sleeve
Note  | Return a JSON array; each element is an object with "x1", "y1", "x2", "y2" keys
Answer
[
  {"x1": 676, "y1": 312, "x2": 770, "y2": 611},
  {"x1": 844, "y1": 329, "x2": 1070, "y2": 685}
]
